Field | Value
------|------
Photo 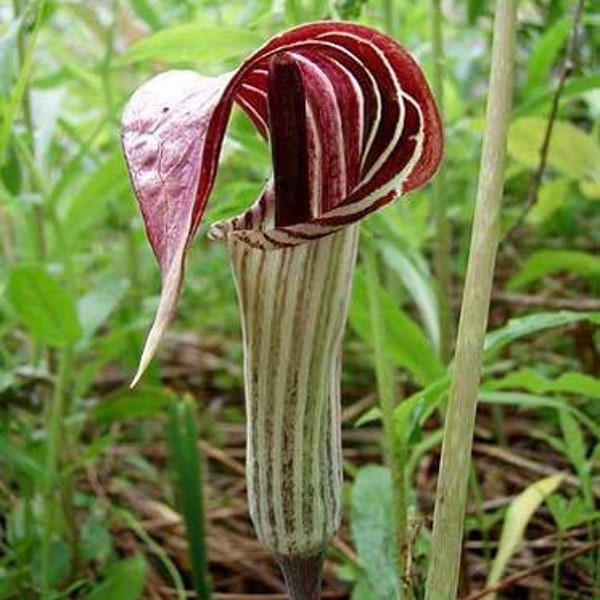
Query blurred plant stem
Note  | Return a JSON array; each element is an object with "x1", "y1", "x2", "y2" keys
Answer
[
  {"x1": 430, "y1": 0, "x2": 452, "y2": 363},
  {"x1": 425, "y1": 2, "x2": 516, "y2": 599},
  {"x1": 505, "y1": 0, "x2": 585, "y2": 241},
  {"x1": 100, "y1": 0, "x2": 118, "y2": 124},
  {"x1": 41, "y1": 346, "x2": 73, "y2": 598},
  {"x1": 374, "y1": 5, "x2": 412, "y2": 591},
  {"x1": 364, "y1": 243, "x2": 411, "y2": 597},
  {"x1": 382, "y1": 0, "x2": 395, "y2": 35},
  {"x1": 2, "y1": 0, "x2": 46, "y2": 162},
  {"x1": 11, "y1": 0, "x2": 33, "y2": 135},
  {"x1": 10, "y1": 0, "x2": 46, "y2": 261}
]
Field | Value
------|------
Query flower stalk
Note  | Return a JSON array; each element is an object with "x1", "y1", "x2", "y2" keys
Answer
[
  {"x1": 364, "y1": 243, "x2": 409, "y2": 590},
  {"x1": 424, "y1": 2, "x2": 517, "y2": 599}
]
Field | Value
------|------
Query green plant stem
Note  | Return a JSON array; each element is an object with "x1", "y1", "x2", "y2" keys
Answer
[
  {"x1": 10, "y1": 0, "x2": 46, "y2": 262},
  {"x1": 41, "y1": 346, "x2": 73, "y2": 598},
  {"x1": 100, "y1": 0, "x2": 118, "y2": 125},
  {"x1": 424, "y1": 3, "x2": 517, "y2": 600},
  {"x1": 1, "y1": 0, "x2": 46, "y2": 164},
  {"x1": 364, "y1": 244, "x2": 410, "y2": 595},
  {"x1": 505, "y1": 0, "x2": 585, "y2": 241},
  {"x1": 430, "y1": 0, "x2": 452, "y2": 364},
  {"x1": 12, "y1": 0, "x2": 34, "y2": 137},
  {"x1": 382, "y1": 0, "x2": 394, "y2": 35}
]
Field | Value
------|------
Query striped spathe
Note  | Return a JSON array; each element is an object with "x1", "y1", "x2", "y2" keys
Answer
[{"x1": 229, "y1": 224, "x2": 359, "y2": 557}]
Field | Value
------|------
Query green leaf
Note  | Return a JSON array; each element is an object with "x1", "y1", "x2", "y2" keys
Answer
[
  {"x1": 351, "y1": 575, "x2": 378, "y2": 600},
  {"x1": 526, "y1": 177, "x2": 570, "y2": 225},
  {"x1": 479, "y1": 391, "x2": 599, "y2": 438},
  {"x1": 558, "y1": 409, "x2": 594, "y2": 509},
  {"x1": 559, "y1": 409, "x2": 587, "y2": 471},
  {"x1": 394, "y1": 376, "x2": 450, "y2": 439},
  {"x1": 350, "y1": 268, "x2": 445, "y2": 386},
  {"x1": 507, "y1": 118, "x2": 600, "y2": 180},
  {"x1": 507, "y1": 249, "x2": 600, "y2": 290},
  {"x1": 487, "y1": 474, "x2": 565, "y2": 596},
  {"x1": 467, "y1": 0, "x2": 488, "y2": 25},
  {"x1": 0, "y1": 142, "x2": 22, "y2": 194},
  {"x1": 117, "y1": 25, "x2": 261, "y2": 66},
  {"x1": 525, "y1": 17, "x2": 570, "y2": 92},
  {"x1": 351, "y1": 466, "x2": 401, "y2": 600},
  {"x1": 44, "y1": 539, "x2": 72, "y2": 588},
  {"x1": 0, "y1": 16, "x2": 21, "y2": 98},
  {"x1": 129, "y1": 0, "x2": 163, "y2": 30},
  {"x1": 80, "y1": 511, "x2": 113, "y2": 564},
  {"x1": 93, "y1": 388, "x2": 176, "y2": 423},
  {"x1": 57, "y1": 153, "x2": 129, "y2": 247},
  {"x1": 547, "y1": 494, "x2": 598, "y2": 530},
  {"x1": 379, "y1": 243, "x2": 440, "y2": 351},
  {"x1": 78, "y1": 278, "x2": 129, "y2": 339},
  {"x1": 356, "y1": 376, "x2": 449, "y2": 429},
  {"x1": 6, "y1": 266, "x2": 82, "y2": 347},
  {"x1": 484, "y1": 311, "x2": 598, "y2": 356},
  {"x1": 552, "y1": 372, "x2": 600, "y2": 399},
  {"x1": 513, "y1": 75, "x2": 600, "y2": 118},
  {"x1": 580, "y1": 178, "x2": 600, "y2": 200},
  {"x1": 485, "y1": 368, "x2": 600, "y2": 399},
  {"x1": 81, "y1": 554, "x2": 145, "y2": 600},
  {"x1": 0, "y1": 436, "x2": 43, "y2": 480}
]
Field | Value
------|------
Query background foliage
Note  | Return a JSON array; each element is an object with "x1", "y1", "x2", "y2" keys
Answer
[{"x1": 0, "y1": 0, "x2": 598, "y2": 598}]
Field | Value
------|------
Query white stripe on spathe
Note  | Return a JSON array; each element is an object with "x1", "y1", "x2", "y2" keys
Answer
[
  {"x1": 293, "y1": 53, "x2": 348, "y2": 205},
  {"x1": 326, "y1": 31, "x2": 408, "y2": 187},
  {"x1": 311, "y1": 35, "x2": 383, "y2": 169},
  {"x1": 228, "y1": 224, "x2": 359, "y2": 557}
]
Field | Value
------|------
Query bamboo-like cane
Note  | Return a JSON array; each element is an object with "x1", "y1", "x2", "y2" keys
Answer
[{"x1": 425, "y1": 2, "x2": 517, "y2": 599}]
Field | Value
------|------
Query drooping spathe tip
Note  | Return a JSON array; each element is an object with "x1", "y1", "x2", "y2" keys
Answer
[
  {"x1": 130, "y1": 247, "x2": 187, "y2": 388},
  {"x1": 276, "y1": 553, "x2": 324, "y2": 600},
  {"x1": 130, "y1": 323, "x2": 160, "y2": 388}
]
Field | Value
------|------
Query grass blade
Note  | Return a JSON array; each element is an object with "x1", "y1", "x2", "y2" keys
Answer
[{"x1": 167, "y1": 398, "x2": 212, "y2": 600}]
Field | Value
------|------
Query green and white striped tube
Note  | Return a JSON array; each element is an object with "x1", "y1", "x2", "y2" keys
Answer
[{"x1": 228, "y1": 225, "x2": 359, "y2": 560}]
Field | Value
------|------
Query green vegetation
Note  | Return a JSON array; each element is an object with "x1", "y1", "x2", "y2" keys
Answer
[{"x1": 1, "y1": 0, "x2": 598, "y2": 598}]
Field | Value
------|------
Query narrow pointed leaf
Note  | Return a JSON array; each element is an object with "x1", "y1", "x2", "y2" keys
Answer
[
  {"x1": 486, "y1": 475, "x2": 565, "y2": 598},
  {"x1": 6, "y1": 266, "x2": 82, "y2": 347}
]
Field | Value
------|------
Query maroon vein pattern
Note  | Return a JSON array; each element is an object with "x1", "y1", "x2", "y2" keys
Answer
[{"x1": 121, "y1": 21, "x2": 443, "y2": 381}]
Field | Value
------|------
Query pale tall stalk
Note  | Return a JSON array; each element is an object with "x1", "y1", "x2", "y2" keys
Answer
[{"x1": 425, "y1": 2, "x2": 517, "y2": 599}]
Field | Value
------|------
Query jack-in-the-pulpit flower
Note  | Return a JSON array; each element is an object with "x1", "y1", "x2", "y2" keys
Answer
[{"x1": 121, "y1": 21, "x2": 442, "y2": 599}]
